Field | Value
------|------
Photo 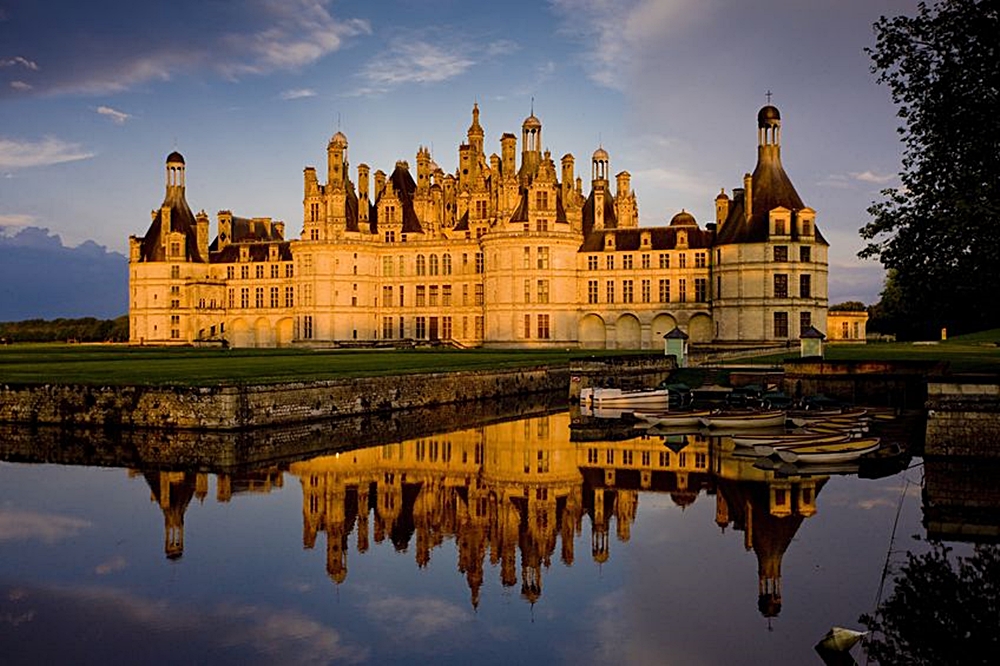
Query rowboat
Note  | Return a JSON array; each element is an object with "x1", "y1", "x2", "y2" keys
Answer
[
  {"x1": 764, "y1": 438, "x2": 881, "y2": 464},
  {"x1": 734, "y1": 432, "x2": 850, "y2": 448},
  {"x1": 700, "y1": 410, "x2": 786, "y2": 429},
  {"x1": 649, "y1": 409, "x2": 713, "y2": 428},
  {"x1": 579, "y1": 387, "x2": 670, "y2": 408}
]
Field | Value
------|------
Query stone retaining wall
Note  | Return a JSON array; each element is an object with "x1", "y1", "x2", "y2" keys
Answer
[
  {"x1": 926, "y1": 378, "x2": 1000, "y2": 457},
  {"x1": 0, "y1": 365, "x2": 570, "y2": 430}
]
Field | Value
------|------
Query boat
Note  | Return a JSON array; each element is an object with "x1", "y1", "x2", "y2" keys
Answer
[
  {"x1": 700, "y1": 410, "x2": 786, "y2": 429},
  {"x1": 645, "y1": 410, "x2": 713, "y2": 428},
  {"x1": 763, "y1": 437, "x2": 881, "y2": 464},
  {"x1": 733, "y1": 432, "x2": 850, "y2": 448},
  {"x1": 579, "y1": 386, "x2": 669, "y2": 408}
]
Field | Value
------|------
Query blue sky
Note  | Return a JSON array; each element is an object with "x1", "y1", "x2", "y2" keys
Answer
[{"x1": 0, "y1": 0, "x2": 921, "y2": 304}]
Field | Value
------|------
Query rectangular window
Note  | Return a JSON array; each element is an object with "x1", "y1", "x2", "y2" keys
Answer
[
  {"x1": 588, "y1": 255, "x2": 598, "y2": 271},
  {"x1": 442, "y1": 285, "x2": 452, "y2": 306},
  {"x1": 474, "y1": 284, "x2": 484, "y2": 305},
  {"x1": 774, "y1": 246, "x2": 788, "y2": 262},
  {"x1": 775, "y1": 218, "x2": 787, "y2": 235},
  {"x1": 399, "y1": 317, "x2": 405, "y2": 338},
  {"x1": 679, "y1": 253, "x2": 687, "y2": 269},
  {"x1": 383, "y1": 316, "x2": 394, "y2": 339},
  {"x1": 641, "y1": 451, "x2": 650, "y2": 467},
  {"x1": 285, "y1": 264, "x2": 294, "y2": 278},
  {"x1": 537, "y1": 247, "x2": 549, "y2": 269},
  {"x1": 799, "y1": 274, "x2": 812, "y2": 298},
  {"x1": 227, "y1": 266, "x2": 235, "y2": 279},
  {"x1": 774, "y1": 311, "x2": 789, "y2": 338},
  {"x1": 524, "y1": 247, "x2": 531, "y2": 269},
  {"x1": 606, "y1": 255, "x2": 614, "y2": 270},
  {"x1": 171, "y1": 265, "x2": 180, "y2": 279},
  {"x1": 270, "y1": 286, "x2": 279, "y2": 308},
  {"x1": 588, "y1": 448, "x2": 598, "y2": 464},
  {"x1": 241, "y1": 265, "x2": 249, "y2": 279},
  {"x1": 416, "y1": 285, "x2": 426, "y2": 307},
  {"x1": 588, "y1": 280, "x2": 598, "y2": 304},
  {"x1": 641, "y1": 279, "x2": 651, "y2": 303},
  {"x1": 659, "y1": 254, "x2": 669, "y2": 269},
  {"x1": 679, "y1": 279, "x2": 687, "y2": 302},
  {"x1": 659, "y1": 279, "x2": 670, "y2": 303},
  {"x1": 383, "y1": 256, "x2": 394, "y2": 276},
  {"x1": 429, "y1": 285, "x2": 439, "y2": 306},
  {"x1": 800, "y1": 246, "x2": 811, "y2": 263},
  {"x1": 303, "y1": 315, "x2": 313, "y2": 339},
  {"x1": 383, "y1": 285, "x2": 393, "y2": 306},
  {"x1": 524, "y1": 279, "x2": 531, "y2": 304},
  {"x1": 228, "y1": 288, "x2": 234, "y2": 308},
  {"x1": 523, "y1": 314, "x2": 531, "y2": 338},
  {"x1": 240, "y1": 288, "x2": 249, "y2": 308},
  {"x1": 695, "y1": 252, "x2": 706, "y2": 268},
  {"x1": 255, "y1": 265, "x2": 264, "y2": 279},
  {"x1": 641, "y1": 254, "x2": 650, "y2": 269},
  {"x1": 695, "y1": 278, "x2": 707, "y2": 302},
  {"x1": 284, "y1": 287, "x2": 294, "y2": 309},
  {"x1": 659, "y1": 451, "x2": 669, "y2": 467},
  {"x1": 537, "y1": 280, "x2": 549, "y2": 304},
  {"x1": 623, "y1": 450, "x2": 633, "y2": 466},
  {"x1": 475, "y1": 252, "x2": 484, "y2": 274},
  {"x1": 475, "y1": 316, "x2": 484, "y2": 339},
  {"x1": 537, "y1": 314, "x2": 550, "y2": 339},
  {"x1": 255, "y1": 287, "x2": 264, "y2": 308},
  {"x1": 606, "y1": 449, "x2": 615, "y2": 465},
  {"x1": 800, "y1": 311, "x2": 812, "y2": 334},
  {"x1": 399, "y1": 285, "x2": 405, "y2": 307},
  {"x1": 623, "y1": 279, "x2": 634, "y2": 303},
  {"x1": 606, "y1": 281, "x2": 615, "y2": 304},
  {"x1": 462, "y1": 284, "x2": 469, "y2": 305},
  {"x1": 270, "y1": 264, "x2": 279, "y2": 278},
  {"x1": 442, "y1": 316, "x2": 452, "y2": 339},
  {"x1": 415, "y1": 316, "x2": 427, "y2": 339},
  {"x1": 623, "y1": 254, "x2": 633, "y2": 270},
  {"x1": 774, "y1": 274, "x2": 788, "y2": 298}
]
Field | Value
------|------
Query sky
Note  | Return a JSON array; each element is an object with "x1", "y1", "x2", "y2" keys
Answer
[{"x1": 0, "y1": 0, "x2": 923, "y2": 305}]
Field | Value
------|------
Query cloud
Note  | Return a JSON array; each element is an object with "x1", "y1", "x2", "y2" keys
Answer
[
  {"x1": 0, "y1": 508, "x2": 91, "y2": 543},
  {"x1": 0, "y1": 137, "x2": 94, "y2": 169},
  {"x1": 9, "y1": 80, "x2": 31, "y2": 91},
  {"x1": 486, "y1": 40, "x2": 519, "y2": 57},
  {"x1": 94, "y1": 555, "x2": 128, "y2": 575},
  {"x1": 0, "y1": 56, "x2": 39, "y2": 70},
  {"x1": 850, "y1": 170, "x2": 896, "y2": 185},
  {"x1": 97, "y1": 105, "x2": 131, "y2": 124},
  {"x1": 13, "y1": 1, "x2": 369, "y2": 97},
  {"x1": 280, "y1": 88, "x2": 317, "y2": 100},
  {"x1": 364, "y1": 596, "x2": 470, "y2": 642},
  {"x1": 0, "y1": 213, "x2": 36, "y2": 227},
  {"x1": 549, "y1": 0, "x2": 704, "y2": 90},
  {"x1": 359, "y1": 41, "x2": 476, "y2": 92}
]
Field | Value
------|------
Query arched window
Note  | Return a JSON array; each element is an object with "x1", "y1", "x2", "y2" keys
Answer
[
  {"x1": 429, "y1": 254, "x2": 439, "y2": 276},
  {"x1": 416, "y1": 254, "x2": 426, "y2": 276},
  {"x1": 442, "y1": 254, "x2": 452, "y2": 275}
]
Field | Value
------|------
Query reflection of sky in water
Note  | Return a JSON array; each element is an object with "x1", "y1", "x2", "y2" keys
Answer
[{"x1": 0, "y1": 411, "x2": 936, "y2": 665}]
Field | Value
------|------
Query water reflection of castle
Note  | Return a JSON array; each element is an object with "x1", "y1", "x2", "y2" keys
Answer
[{"x1": 137, "y1": 413, "x2": 823, "y2": 615}]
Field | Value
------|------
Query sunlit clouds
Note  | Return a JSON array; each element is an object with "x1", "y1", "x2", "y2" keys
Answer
[
  {"x1": 97, "y1": 105, "x2": 131, "y2": 125},
  {"x1": 0, "y1": 137, "x2": 94, "y2": 169}
]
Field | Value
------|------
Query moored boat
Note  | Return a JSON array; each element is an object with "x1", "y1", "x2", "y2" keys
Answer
[
  {"x1": 579, "y1": 387, "x2": 670, "y2": 408},
  {"x1": 650, "y1": 409, "x2": 713, "y2": 428},
  {"x1": 734, "y1": 432, "x2": 850, "y2": 449},
  {"x1": 766, "y1": 437, "x2": 881, "y2": 464},
  {"x1": 700, "y1": 410, "x2": 786, "y2": 429}
]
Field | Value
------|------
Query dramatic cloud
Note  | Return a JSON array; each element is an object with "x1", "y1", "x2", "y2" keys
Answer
[
  {"x1": 0, "y1": 137, "x2": 94, "y2": 169},
  {"x1": 549, "y1": 0, "x2": 704, "y2": 90},
  {"x1": 280, "y1": 88, "x2": 318, "y2": 100},
  {"x1": 0, "y1": 56, "x2": 39, "y2": 70},
  {"x1": 0, "y1": 213, "x2": 36, "y2": 227},
  {"x1": 96, "y1": 105, "x2": 131, "y2": 124},
  {"x1": 0, "y1": 509, "x2": 91, "y2": 543},
  {"x1": 359, "y1": 41, "x2": 476, "y2": 92}
]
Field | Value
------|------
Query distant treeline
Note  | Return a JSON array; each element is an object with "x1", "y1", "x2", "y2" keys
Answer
[{"x1": 0, "y1": 316, "x2": 129, "y2": 343}]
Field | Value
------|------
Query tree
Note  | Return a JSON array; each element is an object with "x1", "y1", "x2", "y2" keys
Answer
[
  {"x1": 860, "y1": 542, "x2": 1000, "y2": 665},
  {"x1": 859, "y1": 0, "x2": 1000, "y2": 339},
  {"x1": 829, "y1": 301, "x2": 867, "y2": 311}
]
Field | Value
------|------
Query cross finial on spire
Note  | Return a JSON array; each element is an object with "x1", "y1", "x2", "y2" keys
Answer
[{"x1": 765, "y1": 90, "x2": 773, "y2": 104}]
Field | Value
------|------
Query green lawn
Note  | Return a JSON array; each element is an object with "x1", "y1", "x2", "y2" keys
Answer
[
  {"x1": 727, "y1": 329, "x2": 1000, "y2": 373},
  {"x1": 0, "y1": 344, "x2": 648, "y2": 386}
]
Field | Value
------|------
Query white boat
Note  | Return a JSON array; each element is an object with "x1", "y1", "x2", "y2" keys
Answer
[
  {"x1": 734, "y1": 432, "x2": 850, "y2": 448},
  {"x1": 766, "y1": 438, "x2": 881, "y2": 464},
  {"x1": 579, "y1": 387, "x2": 670, "y2": 408},
  {"x1": 700, "y1": 410, "x2": 786, "y2": 429}
]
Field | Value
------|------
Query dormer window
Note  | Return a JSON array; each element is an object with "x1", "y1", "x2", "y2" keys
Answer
[
  {"x1": 774, "y1": 219, "x2": 786, "y2": 235},
  {"x1": 801, "y1": 219, "x2": 812, "y2": 236}
]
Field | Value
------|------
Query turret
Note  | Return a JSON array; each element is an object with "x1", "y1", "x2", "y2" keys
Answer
[
  {"x1": 520, "y1": 112, "x2": 542, "y2": 183},
  {"x1": 467, "y1": 102, "x2": 484, "y2": 155},
  {"x1": 358, "y1": 163, "x2": 370, "y2": 226},
  {"x1": 501, "y1": 133, "x2": 517, "y2": 180},
  {"x1": 715, "y1": 188, "x2": 730, "y2": 227},
  {"x1": 327, "y1": 131, "x2": 347, "y2": 190}
]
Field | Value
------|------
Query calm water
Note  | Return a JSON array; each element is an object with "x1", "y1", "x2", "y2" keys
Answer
[{"x1": 0, "y1": 406, "x2": 952, "y2": 665}]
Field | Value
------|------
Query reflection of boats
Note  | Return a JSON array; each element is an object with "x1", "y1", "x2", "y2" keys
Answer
[
  {"x1": 761, "y1": 438, "x2": 881, "y2": 464},
  {"x1": 579, "y1": 387, "x2": 670, "y2": 408},
  {"x1": 700, "y1": 410, "x2": 786, "y2": 429},
  {"x1": 647, "y1": 410, "x2": 713, "y2": 428},
  {"x1": 732, "y1": 432, "x2": 849, "y2": 448}
]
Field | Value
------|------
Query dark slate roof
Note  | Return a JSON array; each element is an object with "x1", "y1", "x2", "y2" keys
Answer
[
  {"x1": 453, "y1": 210, "x2": 470, "y2": 231},
  {"x1": 371, "y1": 164, "x2": 423, "y2": 234},
  {"x1": 578, "y1": 225, "x2": 714, "y2": 253},
  {"x1": 166, "y1": 151, "x2": 185, "y2": 164},
  {"x1": 715, "y1": 151, "x2": 828, "y2": 246},
  {"x1": 232, "y1": 217, "x2": 284, "y2": 243},
  {"x1": 581, "y1": 188, "x2": 618, "y2": 236},
  {"x1": 138, "y1": 189, "x2": 203, "y2": 262},
  {"x1": 210, "y1": 241, "x2": 293, "y2": 264}
]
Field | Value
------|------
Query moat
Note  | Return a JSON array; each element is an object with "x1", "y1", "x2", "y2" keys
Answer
[{"x1": 0, "y1": 402, "x2": 993, "y2": 665}]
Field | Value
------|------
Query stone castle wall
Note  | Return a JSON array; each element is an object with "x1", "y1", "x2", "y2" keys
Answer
[
  {"x1": 926, "y1": 378, "x2": 1000, "y2": 457},
  {"x1": 0, "y1": 366, "x2": 570, "y2": 431}
]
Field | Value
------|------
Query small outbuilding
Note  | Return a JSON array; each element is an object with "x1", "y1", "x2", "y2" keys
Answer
[
  {"x1": 800, "y1": 325, "x2": 826, "y2": 359},
  {"x1": 664, "y1": 327, "x2": 689, "y2": 367}
]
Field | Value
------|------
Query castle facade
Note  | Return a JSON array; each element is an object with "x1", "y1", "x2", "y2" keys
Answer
[{"x1": 129, "y1": 104, "x2": 828, "y2": 348}]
